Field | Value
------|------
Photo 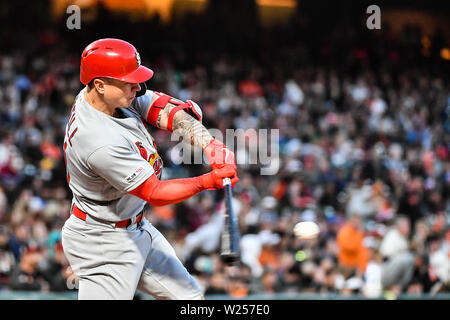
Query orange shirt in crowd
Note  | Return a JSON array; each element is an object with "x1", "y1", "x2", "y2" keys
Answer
[
  {"x1": 258, "y1": 246, "x2": 280, "y2": 271},
  {"x1": 336, "y1": 223, "x2": 369, "y2": 272}
]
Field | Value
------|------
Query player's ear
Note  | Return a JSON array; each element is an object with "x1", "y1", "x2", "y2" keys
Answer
[{"x1": 93, "y1": 78, "x2": 106, "y2": 95}]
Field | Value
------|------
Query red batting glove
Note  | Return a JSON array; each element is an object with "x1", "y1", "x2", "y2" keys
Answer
[
  {"x1": 200, "y1": 166, "x2": 239, "y2": 190},
  {"x1": 203, "y1": 139, "x2": 236, "y2": 170}
]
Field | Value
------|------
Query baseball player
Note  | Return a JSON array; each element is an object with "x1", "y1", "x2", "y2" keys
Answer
[{"x1": 61, "y1": 38, "x2": 238, "y2": 300}]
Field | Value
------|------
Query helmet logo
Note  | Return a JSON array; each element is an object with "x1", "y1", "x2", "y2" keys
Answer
[{"x1": 136, "y1": 51, "x2": 141, "y2": 66}]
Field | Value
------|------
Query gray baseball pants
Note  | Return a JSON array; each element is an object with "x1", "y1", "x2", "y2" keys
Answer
[{"x1": 61, "y1": 214, "x2": 203, "y2": 300}]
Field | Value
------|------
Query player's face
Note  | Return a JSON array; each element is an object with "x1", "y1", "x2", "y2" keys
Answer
[{"x1": 102, "y1": 79, "x2": 141, "y2": 108}]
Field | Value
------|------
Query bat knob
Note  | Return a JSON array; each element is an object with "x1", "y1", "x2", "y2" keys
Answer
[
  {"x1": 222, "y1": 177, "x2": 231, "y2": 186},
  {"x1": 220, "y1": 253, "x2": 240, "y2": 265}
]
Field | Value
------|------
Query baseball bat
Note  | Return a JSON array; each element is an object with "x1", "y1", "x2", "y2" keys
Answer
[{"x1": 220, "y1": 177, "x2": 240, "y2": 265}]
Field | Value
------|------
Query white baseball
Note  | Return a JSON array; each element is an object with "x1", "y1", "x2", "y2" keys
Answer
[{"x1": 293, "y1": 221, "x2": 320, "y2": 240}]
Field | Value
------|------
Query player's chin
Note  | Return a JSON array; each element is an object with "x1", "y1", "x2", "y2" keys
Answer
[{"x1": 121, "y1": 96, "x2": 135, "y2": 107}]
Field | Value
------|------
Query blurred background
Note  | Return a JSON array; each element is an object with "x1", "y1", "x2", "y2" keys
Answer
[{"x1": 0, "y1": 0, "x2": 449, "y2": 300}]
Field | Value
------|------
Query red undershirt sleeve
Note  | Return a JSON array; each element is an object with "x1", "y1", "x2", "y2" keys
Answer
[{"x1": 128, "y1": 173, "x2": 210, "y2": 207}]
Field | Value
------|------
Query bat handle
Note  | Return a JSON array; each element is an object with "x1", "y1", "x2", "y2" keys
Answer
[
  {"x1": 222, "y1": 177, "x2": 239, "y2": 256},
  {"x1": 222, "y1": 178, "x2": 233, "y2": 206}
]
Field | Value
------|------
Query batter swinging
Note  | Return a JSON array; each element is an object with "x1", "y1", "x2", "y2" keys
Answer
[{"x1": 61, "y1": 38, "x2": 238, "y2": 300}]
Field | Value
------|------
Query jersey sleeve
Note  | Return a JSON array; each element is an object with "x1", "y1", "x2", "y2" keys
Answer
[
  {"x1": 87, "y1": 144, "x2": 155, "y2": 192},
  {"x1": 131, "y1": 90, "x2": 154, "y2": 125}
]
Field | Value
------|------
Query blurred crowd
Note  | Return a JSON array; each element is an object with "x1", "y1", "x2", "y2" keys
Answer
[{"x1": 0, "y1": 1, "x2": 449, "y2": 298}]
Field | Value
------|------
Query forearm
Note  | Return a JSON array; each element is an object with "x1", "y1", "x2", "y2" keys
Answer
[
  {"x1": 148, "y1": 94, "x2": 235, "y2": 168},
  {"x1": 158, "y1": 102, "x2": 213, "y2": 148},
  {"x1": 129, "y1": 167, "x2": 239, "y2": 206},
  {"x1": 129, "y1": 174, "x2": 206, "y2": 206}
]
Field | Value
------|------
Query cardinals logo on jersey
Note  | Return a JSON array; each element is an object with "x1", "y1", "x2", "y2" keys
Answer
[{"x1": 135, "y1": 141, "x2": 163, "y2": 178}]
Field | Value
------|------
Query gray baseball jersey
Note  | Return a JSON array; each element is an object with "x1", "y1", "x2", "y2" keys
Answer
[{"x1": 63, "y1": 88, "x2": 163, "y2": 222}]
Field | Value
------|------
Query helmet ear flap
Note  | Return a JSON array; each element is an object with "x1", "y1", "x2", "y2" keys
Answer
[{"x1": 136, "y1": 82, "x2": 147, "y2": 97}]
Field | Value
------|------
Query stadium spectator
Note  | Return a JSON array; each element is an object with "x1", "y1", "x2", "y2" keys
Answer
[
  {"x1": 39, "y1": 241, "x2": 71, "y2": 292},
  {"x1": 379, "y1": 215, "x2": 411, "y2": 259},
  {"x1": 0, "y1": 225, "x2": 14, "y2": 288},
  {"x1": 428, "y1": 229, "x2": 450, "y2": 293},
  {"x1": 379, "y1": 216, "x2": 416, "y2": 294},
  {"x1": 336, "y1": 214, "x2": 369, "y2": 273},
  {"x1": 9, "y1": 245, "x2": 47, "y2": 291}
]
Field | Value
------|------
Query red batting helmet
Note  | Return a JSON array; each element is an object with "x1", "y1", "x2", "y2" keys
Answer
[{"x1": 80, "y1": 38, "x2": 154, "y2": 85}]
